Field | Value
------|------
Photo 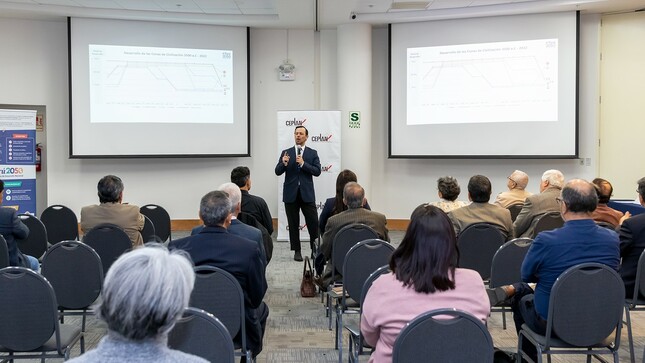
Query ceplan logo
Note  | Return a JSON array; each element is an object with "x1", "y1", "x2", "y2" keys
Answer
[
  {"x1": 321, "y1": 164, "x2": 333, "y2": 173},
  {"x1": 285, "y1": 118, "x2": 307, "y2": 127},
  {"x1": 316, "y1": 201, "x2": 325, "y2": 210},
  {"x1": 311, "y1": 133, "x2": 333, "y2": 142}
]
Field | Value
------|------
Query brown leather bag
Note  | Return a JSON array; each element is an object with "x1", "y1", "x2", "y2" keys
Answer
[{"x1": 300, "y1": 256, "x2": 317, "y2": 298}]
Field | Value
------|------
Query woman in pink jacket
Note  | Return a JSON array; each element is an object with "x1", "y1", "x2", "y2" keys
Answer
[{"x1": 361, "y1": 204, "x2": 490, "y2": 363}]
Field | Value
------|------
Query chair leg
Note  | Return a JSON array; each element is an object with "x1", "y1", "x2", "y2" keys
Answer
[
  {"x1": 502, "y1": 308, "x2": 507, "y2": 330},
  {"x1": 337, "y1": 309, "x2": 343, "y2": 363},
  {"x1": 625, "y1": 306, "x2": 635, "y2": 363}
]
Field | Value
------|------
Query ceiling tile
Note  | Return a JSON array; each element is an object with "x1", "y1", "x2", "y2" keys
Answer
[
  {"x1": 113, "y1": 0, "x2": 163, "y2": 11},
  {"x1": 426, "y1": 0, "x2": 473, "y2": 9},
  {"x1": 73, "y1": 0, "x2": 122, "y2": 9},
  {"x1": 154, "y1": 0, "x2": 202, "y2": 12},
  {"x1": 33, "y1": 0, "x2": 80, "y2": 5}
]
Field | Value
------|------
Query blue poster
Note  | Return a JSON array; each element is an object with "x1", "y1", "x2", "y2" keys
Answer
[{"x1": 0, "y1": 109, "x2": 37, "y2": 215}]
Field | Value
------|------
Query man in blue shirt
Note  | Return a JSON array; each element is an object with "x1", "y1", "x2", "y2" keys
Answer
[{"x1": 488, "y1": 179, "x2": 620, "y2": 361}]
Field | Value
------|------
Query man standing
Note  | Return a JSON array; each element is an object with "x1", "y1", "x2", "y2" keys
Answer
[
  {"x1": 513, "y1": 169, "x2": 564, "y2": 238},
  {"x1": 275, "y1": 126, "x2": 321, "y2": 261},
  {"x1": 320, "y1": 182, "x2": 389, "y2": 288},
  {"x1": 448, "y1": 175, "x2": 514, "y2": 239},
  {"x1": 170, "y1": 191, "x2": 268, "y2": 359},
  {"x1": 231, "y1": 166, "x2": 274, "y2": 236},
  {"x1": 488, "y1": 179, "x2": 620, "y2": 361},
  {"x1": 80, "y1": 175, "x2": 145, "y2": 247},
  {"x1": 619, "y1": 177, "x2": 645, "y2": 297},
  {"x1": 494, "y1": 170, "x2": 532, "y2": 208}
]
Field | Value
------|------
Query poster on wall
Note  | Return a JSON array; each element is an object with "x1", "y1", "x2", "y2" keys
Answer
[
  {"x1": 0, "y1": 109, "x2": 37, "y2": 215},
  {"x1": 276, "y1": 110, "x2": 341, "y2": 242}
]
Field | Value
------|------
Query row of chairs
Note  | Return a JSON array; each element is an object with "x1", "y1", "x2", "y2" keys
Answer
[
  {"x1": 15, "y1": 204, "x2": 172, "y2": 261},
  {"x1": 343, "y1": 262, "x2": 626, "y2": 363}
]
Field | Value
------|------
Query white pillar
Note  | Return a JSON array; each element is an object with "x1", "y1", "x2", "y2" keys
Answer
[{"x1": 337, "y1": 23, "x2": 373, "y2": 196}]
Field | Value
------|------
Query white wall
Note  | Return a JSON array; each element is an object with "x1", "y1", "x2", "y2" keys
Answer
[{"x1": 0, "y1": 15, "x2": 602, "y2": 220}]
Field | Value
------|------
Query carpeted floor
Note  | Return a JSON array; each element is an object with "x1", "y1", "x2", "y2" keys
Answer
[{"x1": 10, "y1": 230, "x2": 645, "y2": 362}]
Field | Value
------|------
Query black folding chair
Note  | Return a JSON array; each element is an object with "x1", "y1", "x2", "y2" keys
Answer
[
  {"x1": 508, "y1": 203, "x2": 524, "y2": 222},
  {"x1": 40, "y1": 205, "x2": 79, "y2": 244},
  {"x1": 518, "y1": 263, "x2": 624, "y2": 363},
  {"x1": 624, "y1": 249, "x2": 645, "y2": 363},
  {"x1": 335, "y1": 239, "x2": 394, "y2": 362},
  {"x1": 16, "y1": 214, "x2": 48, "y2": 260},
  {"x1": 489, "y1": 238, "x2": 532, "y2": 329},
  {"x1": 141, "y1": 215, "x2": 157, "y2": 242},
  {"x1": 532, "y1": 211, "x2": 564, "y2": 238},
  {"x1": 41, "y1": 241, "x2": 103, "y2": 352},
  {"x1": 140, "y1": 204, "x2": 172, "y2": 242},
  {"x1": 190, "y1": 265, "x2": 252, "y2": 362},
  {"x1": 392, "y1": 309, "x2": 494, "y2": 363},
  {"x1": 457, "y1": 222, "x2": 506, "y2": 280},
  {"x1": 82, "y1": 223, "x2": 131, "y2": 273},
  {"x1": 0, "y1": 267, "x2": 83, "y2": 360},
  {"x1": 168, "y1": 307, "x2": 235, "y2": 363},
  {"x1": 0, "y1": 235, "x2": 8, "y2": 268}
]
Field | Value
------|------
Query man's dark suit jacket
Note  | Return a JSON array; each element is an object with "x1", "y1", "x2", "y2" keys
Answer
[
  {"x1": 169, "y1": 226, "x2": 267, "y2": 332},
  {"x1": 620, "y1": 213, "x2": 645, "y2": 297},
  {"x1": 241, "y1": 190, "x2": 274, "y2": 236},
  {"x1": 191, "y1": 220, "x2": 266, "y2": 266},
  {"x1": 274, "y1": 146, "x2": 321, "y2": 203},
  {"x1": 0, "y1": 207, "x2": 29, "y2": 266}
]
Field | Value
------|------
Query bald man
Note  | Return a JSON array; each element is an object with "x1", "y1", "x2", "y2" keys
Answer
[{"x1": 494, "y1": 170, "x2": 532, "y2": 208}]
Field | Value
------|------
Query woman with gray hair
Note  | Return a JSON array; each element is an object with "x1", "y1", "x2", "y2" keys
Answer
[
  {"x1": 67, "y1": 245, "x2": 207, "y2": 363},
  {"x1": 429, "y1": 176, "x2": 468, "y2": 213}
]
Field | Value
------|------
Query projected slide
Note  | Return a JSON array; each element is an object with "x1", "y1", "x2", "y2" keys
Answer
[
  {"x1": 407, "y1": 39, "x2": 558, "y2": 125},
  {"x1": 89, "y1": 44, "x2": 233, "y2": 123}
]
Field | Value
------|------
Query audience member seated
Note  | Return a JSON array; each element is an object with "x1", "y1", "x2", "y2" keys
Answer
[
  {"x1": 361, "y1": 204, "x2": 490, "y2": 363},
  {"x1": 448, "y1": 175, "x2": 513, "y2": 239},
  {"x1": 428, "y1": 176, "x2": 468, "y2": 213},
  {"x1": 67, "y1": 245, "x2": 207, "y2": 363},
  {"x1": 488, "y1": 179, "x2": 620, "y2": 362},
  {"x1": 192, "y1": 183, "x2": 267, "y2": 266},
  {"x1": 318, "y1": 169, "x2": 371, "y2": 236},
  {"x1": 592, "y1": 177, "x2": 630, "y2": 228},
  {"x1": 80, "y1": 175, "x2": 145, "y2": 247},
  {"x1": 231, "y1": 166, "x2": 274, "y2": 236},
  {"x1": 619, "y1": 177, "x2": 645, "y2": 298},
  {"x1": 319, "y1": 182, "x2": 389, "y2": 288},
  {"x1": 0, "y1": 179, "x2": 38, "y2": 270},
  {"x1": 513, "y1": 169, "x2": 564, "y2": 238},
  {"x1": 494, "y1": 170, "x2": 532, "y2": 208},
  {"x1": 169, "y1": 191, "x2": 268, "y2": 359}
]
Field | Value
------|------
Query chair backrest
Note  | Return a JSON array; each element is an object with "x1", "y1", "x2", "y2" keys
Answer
[
  {"x1": 507, "y1": 203, "x2": 524, "y2": 222},
  {"x1": 41, "y1": 241, "x2": 103, "y2": 310},
  {"x1": 141, "y1": 215, "x2": 157, "y2": 243},
  {"x1": 190, "y1": 266, "x2": 245, "y2": 344},
  {"x1": 360, "y1": 265, "x2": 390, "y2": 308},
  {"x1": 331, "y1": 223, "x2": 379, "y2": 276},
  {"x1": 40, "y1": 205, "x2": 79, "y2": 244},
  {"x1": 533, "y1": 211, "x2": 564, "y2": 237},
  {"x1": 168, "y1": 307, "x2": 235, "y2": 363},
  {"x1": 16, "y1": 214, "x2": 48, "y2": 259},
  {"x1": 140, "y1": 204, "x2": 171, "y2": 242},
  {"x1": 392, "y1": 308, "x2": 494, "y2": 363},
  {"x1": 546, "y1": 263, "x2": 624, "y2": 347},
  {"x1": 457, "y1": 223, "x2": 506, "y2": 280},
  {"x1": 489, "y1": 238, "x2": 532, "y2": 288},
  {"x1": 82, "y1": 223, "x2": 131, "y2": 273},
  {"x1": 0, "y1": 267, "x2": 60, "y2": 351},
  {"x1": 342, "y1": 239, "x2": 394, "y2": 306},
  {"x1": 0, "y1": 235, "x2": 8, "y2": 268}
]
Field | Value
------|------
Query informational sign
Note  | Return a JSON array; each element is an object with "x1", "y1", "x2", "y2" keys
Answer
[
  {"x1": 0, "y1": 109, "x2": 37, "y2": 214},
  {"x1": 276, "y1": 111, "x2": 341, "y2": 242}
]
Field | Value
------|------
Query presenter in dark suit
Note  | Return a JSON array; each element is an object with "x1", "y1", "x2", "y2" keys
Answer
[
  {"x1": 169, "y1": 190, "x2": 268, "y2": 358},
  {"x1": 275, "y1": 126, "x2": 321, "y2": 261}
]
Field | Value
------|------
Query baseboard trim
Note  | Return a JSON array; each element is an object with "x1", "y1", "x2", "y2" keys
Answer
[{"x1": 169, "y1": 219, "x2": 409, "y2": 232}]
